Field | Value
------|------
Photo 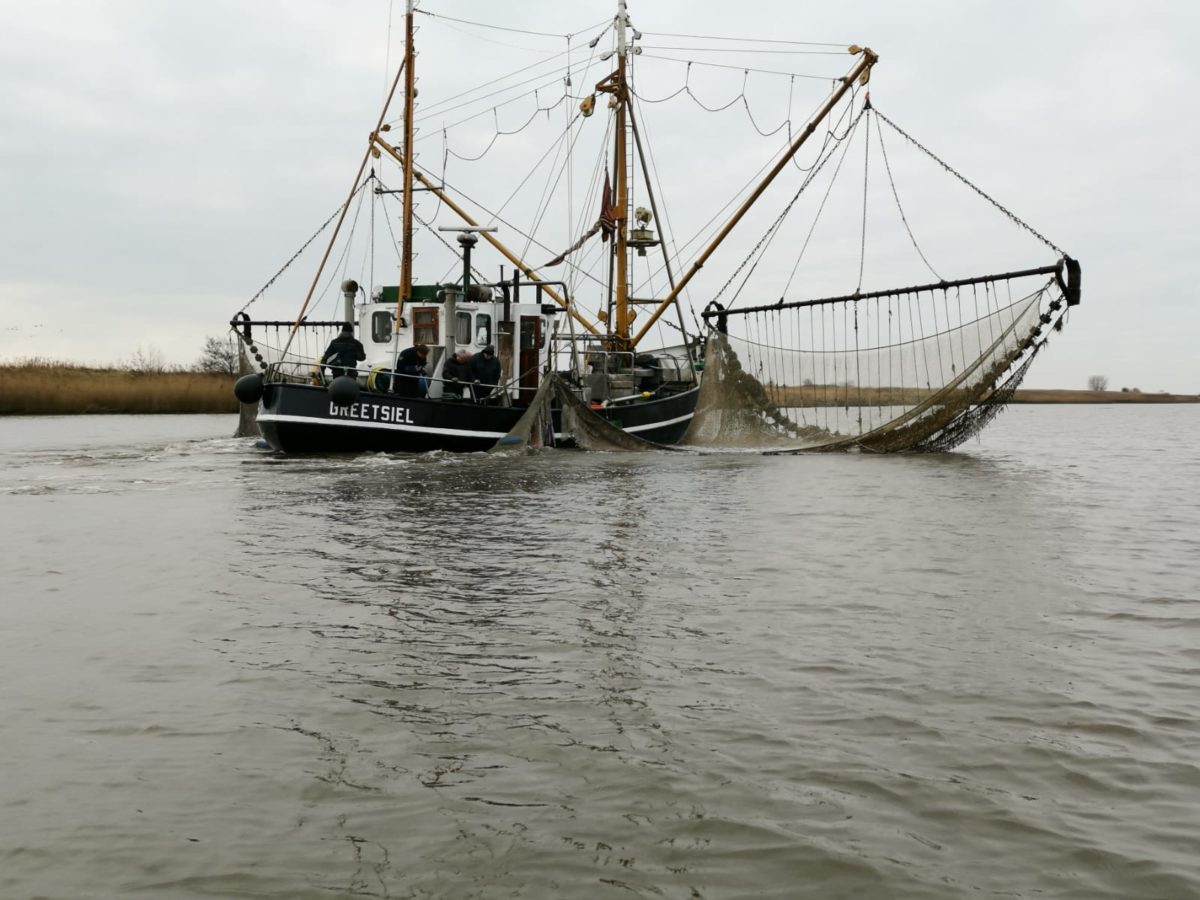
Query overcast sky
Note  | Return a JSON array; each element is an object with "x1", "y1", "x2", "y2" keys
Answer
[{"x1": 2, "y1": 0, "x2": 1197, "y2": 391}]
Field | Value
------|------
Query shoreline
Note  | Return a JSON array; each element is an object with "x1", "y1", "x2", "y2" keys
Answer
[
  {"x1": 1010, "y1": 389, "x2": 1198, "y2": 404},
  {"x1": 1, "y1": 366, "x2": 1194, "y2": 415}
]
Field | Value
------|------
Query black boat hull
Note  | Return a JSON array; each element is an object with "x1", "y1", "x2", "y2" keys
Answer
[{"x1": 255, "y1": 382, "x2": 698, "y2": 453}]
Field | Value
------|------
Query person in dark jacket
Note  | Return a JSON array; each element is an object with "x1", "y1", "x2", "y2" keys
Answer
[
  {"x1": 321, "y1": 324, "x2": 365, "y2": 381},
  {"x1": 441, "y1": 349, "x2": 472, "y2": 399},
  {"x1": 469, "y1": 344, "x2": 502, "y2": 403},
  {"x1": 394, "y1": 343, "x2": 430, "y2": 397}
]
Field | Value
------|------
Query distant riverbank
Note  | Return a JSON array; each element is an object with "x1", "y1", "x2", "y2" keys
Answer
[
  {"x1": 1011, "y1": 389, "x2": 1198, "y2": 404},
  {"x1": 1, "y1": 362, "x2": 1194, "y2": 415},
  {"x1": 0, "y1": 361, "x2": 236, "y2": 415}
]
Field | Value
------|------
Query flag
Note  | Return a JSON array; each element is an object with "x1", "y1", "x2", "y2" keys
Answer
[{"x1": 599, "y1": 172, "x2": 617, "y2": 242}]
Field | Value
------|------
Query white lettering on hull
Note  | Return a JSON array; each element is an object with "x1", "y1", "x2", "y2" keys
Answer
[{"x1": 329, "y1": 402, "x2": 415, "y2": 424}]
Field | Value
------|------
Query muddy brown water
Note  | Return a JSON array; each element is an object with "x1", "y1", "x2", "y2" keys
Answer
[{"x1": 2, "y1": 407, "x2": 1198, "y2": 899}]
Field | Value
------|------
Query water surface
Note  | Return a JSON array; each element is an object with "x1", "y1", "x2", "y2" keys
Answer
[{"x1": 1, "y1": 407, "x2": 1197, "y2": 898}]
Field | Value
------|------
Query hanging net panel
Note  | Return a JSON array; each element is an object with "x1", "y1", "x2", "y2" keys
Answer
[
  {"x1": 683, "y1": 258, "x2": 1079, "y2": 453},
  {"x1": 489, "y1": 375, "x2": 684, "y2": 453}
]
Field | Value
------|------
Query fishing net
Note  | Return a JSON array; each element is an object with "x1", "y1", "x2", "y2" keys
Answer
[
  {"x1": 552, "y1": 378, "x2": 676, "y2": 451},
  {"x1": 235, "y1": 343, "x2": 261, "y2": 438},
  {"x1": 684, "y1": 263, "x2": 1073, "y2": 453},
  {"x1": 489, "y1": 375, "x2": 671, "y2": 453},
  {"x1": 489, "y1": 375, "x2": 556, "y2": 453}
]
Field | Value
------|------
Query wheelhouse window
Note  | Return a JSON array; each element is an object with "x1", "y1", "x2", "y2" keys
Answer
[
  {"x1": 413, "y1": 307, "x2": 439, "y2": 345},
  {"x1": 371, "y1": 310, "x2": 393, "y2": 343},
  {"x1": 474, "y1": 313, "x2": 492, "y2": 347},
  {"x1": 455, "y1": 311, "x2": 472, "y2": 345}
]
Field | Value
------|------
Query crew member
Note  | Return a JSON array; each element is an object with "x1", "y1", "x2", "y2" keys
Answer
[
  {"x1": 321, "y1": 324, "x2": 366, "y2": 381},
  {"x1": 470, "y1": 344, "x2": 501, "y2": 403},
  {"x1": 442, "y1": 348, "x2": 472, "y2": 399},
  {"x1": 395, "y1": 343, "x2": 430, "y2": 397}
]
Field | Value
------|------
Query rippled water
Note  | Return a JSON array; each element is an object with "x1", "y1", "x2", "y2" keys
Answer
[{"x1": 2, "y1": 408, "x2": 1198, "y2": 899}]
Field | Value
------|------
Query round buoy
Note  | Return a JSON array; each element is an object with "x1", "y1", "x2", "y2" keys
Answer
[
  {"x1": 233, "y1": 373, "x2": 264, "y2": 404},
  {"x1": 328, "y1": 375, "x2": 360, "y2": 406}
]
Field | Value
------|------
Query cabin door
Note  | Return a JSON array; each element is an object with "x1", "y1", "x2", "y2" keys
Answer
[{"x1": 518, "y1": 315, "x2": 541, "y2": 404}]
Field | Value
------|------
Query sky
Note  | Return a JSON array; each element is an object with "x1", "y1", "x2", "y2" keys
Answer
[{"x1": 1, "y1": 0, "x2": 1197, "y2": 391}]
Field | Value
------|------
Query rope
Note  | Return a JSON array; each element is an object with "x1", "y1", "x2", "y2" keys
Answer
[
  {"x1": 874, "y1": 107, "x2": 1066, "y2": 257},
  {"x1": 415, "y1": 9, "x2": 609, "y2": 41},
  {"x1": 856, "y1": 106, "x2": 870, "y2": 293},
  {"x1": 703, "y1": 102, "x2": 865, "y2": 310},
  {"x1": 639, "y1": 54, "x2": 841, "y2": 82},
  {"x1": 643, "y1": 31, "x2": 847, "y2": 48},
  {"x1": 445, "y1": 96, "x2": 569, "y2": 162},
  {"x1": 778, "y1": 104, "x2": 865, "y2": 299},
  {"x1": 640, "y1": 45, "x2": 847, "y2": 56},
  {"x1": 728, "y1": 109, "x2": 864, "y2": 308},
  {"x1": 874, "y1": 112, "x2": 941, "y2": 281}
]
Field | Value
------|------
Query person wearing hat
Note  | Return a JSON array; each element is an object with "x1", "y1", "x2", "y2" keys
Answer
[
  {"x1": 321, "y1": 323, "x2": 366, "y2": 381},
  {"x1": 395, "y1": 343, "x2": 430, "y2": 397},
  {"x1": 469, "y1": 344, "x2": 501, "y2": 403}
]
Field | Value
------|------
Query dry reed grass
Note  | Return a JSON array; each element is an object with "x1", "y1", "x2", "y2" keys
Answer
[{"x1": 0, "y1": 359, "x2": 237, "y2": 415}]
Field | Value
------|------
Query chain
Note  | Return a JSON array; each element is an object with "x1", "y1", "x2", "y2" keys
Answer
[
  {"x1": 873, "y1": 108, "x2": 1065, "y2": 257},
  {"x1": 239, "y1": 179, "x2": 370, "y2": 313}
]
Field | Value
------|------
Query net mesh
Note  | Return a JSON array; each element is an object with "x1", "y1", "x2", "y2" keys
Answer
[
  {"x1": 553, "y1": 378, "x2": 675, "y2": 452},
  {"x1": 683, "y1": 272, "x2": 1062, "y2": 453},
  {"x1": 490, "y1": 375, "x2": 677, "y2": 453}
]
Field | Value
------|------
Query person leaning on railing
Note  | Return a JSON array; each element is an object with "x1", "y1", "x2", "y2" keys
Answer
[
  {"x1": 395, "y1": 343, "x2": 430, "y2": 397},
  {"x1": 469, "y1": 345, "x2": 501, "y2": 404},
  {"x1": 442, "y1": 349, "x2": 472, "y2": 399}
]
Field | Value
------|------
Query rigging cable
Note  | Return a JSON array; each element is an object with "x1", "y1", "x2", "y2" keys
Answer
[
  {"x1": 405, "y1": 48, "x2": 571, "y2": 122},
  {"x1": 873, "y1": 111, "x2": 942, "y2": 281},
  {"x1": 239, "y1": 180, "x2": 369, "y2": 313},
  {"x1": 415, "y1": 54, "x2": 604, "y2": 137},
  {"x1": 381, "y1": 0, "x2": 395, "y2": 104},
  {"x1": 709, "y1": 93, "x2": 862, "y2": 308},
  {"x1": 640, "y1": 45, "x2": 847, "y2": 56},
  {"x1": 415, "y1": 8, "x2": 610, "y2": 42},
  {"x1": 630, "y1": 75, "x2": 862, "y2": 292},
  {"x1": 445, "y1": 97, "x2": 567, "y2": 162},
  {"x1": 778, "y1": 99, "x2": 865, "y2": 300},
  {"x1": 642, "y1": 31, "x2": 847, "y2": 48},
  {"x1": 639, "y1": 54, "x2": 845, "y2": 82},
  {"x1": 856, "y1": 102, "x2": 871, "y2": 293},
  {"x1": 520, "y1": 108, "x2": 584, "y2": 262},
  {"x1": 724, "y1": 107, "x2": 863, "y2": 310},
  {"x1": 873, "y1": 107, "x2": 1066, "y2": 257}
]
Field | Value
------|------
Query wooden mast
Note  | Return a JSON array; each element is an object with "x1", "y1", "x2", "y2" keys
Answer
[
  {"x1": 612, "y1": 0, "x2": 630, "y2": 351},
  {"x1": 398, "y1": 0, "x2": 416, "y2": 314},
  {"x1": 594, "y1": 0, "x2": 634, "y2": 351}
]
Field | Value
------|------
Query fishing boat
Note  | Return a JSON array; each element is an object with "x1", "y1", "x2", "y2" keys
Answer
[{"x1": 231, "y1": 2, "x2": 1079, "y2": 455}]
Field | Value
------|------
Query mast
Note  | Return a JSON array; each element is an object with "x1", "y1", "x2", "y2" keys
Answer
[
  {"x1": 594, "y1": 0, "x2": 634, "y2": 350},
  {"x1": 612, "y1": 0, "x2": 630, "y2": 350},
  {"x1": 399, "y1": 0, "x2": 416, "y2": 312}
]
